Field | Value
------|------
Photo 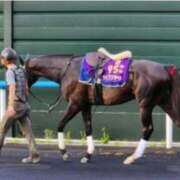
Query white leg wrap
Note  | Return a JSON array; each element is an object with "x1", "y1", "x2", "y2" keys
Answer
[
  {"x1": 58, "y1": 132, "x2": 65, "y2": 150},
  {"x1": 87, "y1": 136, "x2": 94, "y2": 154},
  {"x1": 133, "y1": 139, "x2": 147, "y2": 158}
]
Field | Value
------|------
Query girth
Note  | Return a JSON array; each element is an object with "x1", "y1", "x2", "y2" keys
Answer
[{"x1": 94, "y1": 83, "x2": 104, "y2": 105}]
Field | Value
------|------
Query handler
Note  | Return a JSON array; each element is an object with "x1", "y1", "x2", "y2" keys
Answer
[{"x1": 0, "y1": 47, "x2": 40, "y2": 163}]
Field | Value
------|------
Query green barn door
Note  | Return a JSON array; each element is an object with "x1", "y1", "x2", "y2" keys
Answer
[{"x1": 1, "y1": 1, "x2": 179, "y2": 140}]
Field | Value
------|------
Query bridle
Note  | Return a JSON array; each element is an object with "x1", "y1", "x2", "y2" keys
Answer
[
  {"x1": 26, "y1": 56, "x2": 74, "y2": 112},
  {"x1": 58, "y1": 56, "x2": 72, "y2": 82}
]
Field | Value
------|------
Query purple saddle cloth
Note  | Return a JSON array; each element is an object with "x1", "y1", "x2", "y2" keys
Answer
[{"x1": 79, "y1": 57, "x2": 132, "y2": 87}]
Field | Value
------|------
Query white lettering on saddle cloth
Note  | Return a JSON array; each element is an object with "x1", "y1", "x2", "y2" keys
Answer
[
  {"x1": 101, "y1": 58, "x2": 131, "y2": 87},
  {"x1": 103, "y1": 62, "x2": 124, "y2": 81},
  {"x1": 103, "y1": 74, "x2": 122, "y2": 81}
]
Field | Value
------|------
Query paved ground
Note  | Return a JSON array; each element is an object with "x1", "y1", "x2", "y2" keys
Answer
[{"x1": 0, "y1": 144, "x2": 180, "y2": 180}]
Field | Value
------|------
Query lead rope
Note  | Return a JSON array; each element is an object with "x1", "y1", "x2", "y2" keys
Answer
[
  {"x1": 28, "y1": 90, "x2": 49, "y2": 107},
  {"x1": 28, "y1": 56, "x2": 73, "y2": 113}
]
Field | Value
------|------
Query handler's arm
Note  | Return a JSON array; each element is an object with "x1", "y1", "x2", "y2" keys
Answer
[
  {"x1": 6, "y1": 70, "x2": 16, "y2": 114},
  {"x1": 8, "y1": 84, "x2": 16, "y2": 108},
  {"x1": 25, "y1": 81, "x2": 29, "y2": 97}
]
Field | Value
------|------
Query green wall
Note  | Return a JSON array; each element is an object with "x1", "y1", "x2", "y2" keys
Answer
[
  {"x1": 1, "y1": 1, "x2": 180, "y2": 140},
  {"x1": 13, "y1": 1, "x2": 180, "y2": 67}
]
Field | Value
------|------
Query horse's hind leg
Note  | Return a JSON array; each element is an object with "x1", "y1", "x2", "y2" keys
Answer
[
  {"x1": 80, "y1": 105, "x2": 94, "y2": 163},
  {"x1": 124, "y1": 107, "x2": 154, "y2": 165},
  {"x1": 57, "y1": 101, "x2": 81, "y2": 161}
]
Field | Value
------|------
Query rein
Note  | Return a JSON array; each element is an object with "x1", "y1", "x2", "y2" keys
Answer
[
  {"x1": 28, "y1": 56, "x2": 73, "y2": 112},
  {"x1": 47, "y1": 56, "x2": 73, "y2": 112}
]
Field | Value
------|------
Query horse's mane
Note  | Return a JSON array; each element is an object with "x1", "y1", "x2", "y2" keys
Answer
[
  {"x1": 26, "y1": 54, "x2": 81, "y2": 70},
  {"x1": 31, "y1": 54, "x2": 74, "y2": 61}
]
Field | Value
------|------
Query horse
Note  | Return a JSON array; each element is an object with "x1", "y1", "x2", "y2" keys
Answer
[{"x1": 19, "y1": 51, "x2": 180, "y2": 165}]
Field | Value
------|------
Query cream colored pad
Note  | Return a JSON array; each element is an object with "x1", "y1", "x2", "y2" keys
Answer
[{"x1": 98, "y1": 47, "x2": 132, "y2": 61}]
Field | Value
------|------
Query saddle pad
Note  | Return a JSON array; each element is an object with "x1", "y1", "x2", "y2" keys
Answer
[
  {"x1": 101, "y1": 58, "x2": 132, "y2": 87},
  {"x1": 79, "y1": 57, "x2": 96, "y2": 84},
  {"x1": 79, "y1": 57, "x2": 132, "y2": 87}
]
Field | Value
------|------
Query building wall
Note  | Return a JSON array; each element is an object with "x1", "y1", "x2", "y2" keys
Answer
[
  {"x1": 13, "y1": 1, "x2": 180, "y2": 66},
  {"x1": 1, "y1": 1, "x2": 180, "y2": 140}
]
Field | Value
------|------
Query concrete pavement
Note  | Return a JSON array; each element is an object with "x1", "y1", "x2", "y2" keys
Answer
[{"x1": 0, "y1": 144, "x2": 180, "y2": 180}]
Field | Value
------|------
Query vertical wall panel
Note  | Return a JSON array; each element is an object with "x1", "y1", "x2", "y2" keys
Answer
[
  {"x1": 0, "y1": 1, "x2": 3, "y2": 48},
  {"x1": 0, "y1": 1, "x2": 4, "y2": 78}
]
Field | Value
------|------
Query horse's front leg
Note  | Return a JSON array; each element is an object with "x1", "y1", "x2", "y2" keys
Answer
[
  {"x1": 80, "y1": 105, "x2": 94, "y2": 163},
  {"x1": 57, "y1": 101, "x2": 81, "y2": 161},
  {"x1": 124, "y1": 107, "x2": 154, "y2": 165}
]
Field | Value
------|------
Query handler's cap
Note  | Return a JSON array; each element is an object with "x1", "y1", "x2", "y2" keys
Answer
[{"x1": 0, "y1": 47, "x2": 17, "y2": 61}]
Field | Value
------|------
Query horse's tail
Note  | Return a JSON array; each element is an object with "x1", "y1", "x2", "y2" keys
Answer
[{"x1": 166, "y1": 65, "x2": 180, "y2": 125}]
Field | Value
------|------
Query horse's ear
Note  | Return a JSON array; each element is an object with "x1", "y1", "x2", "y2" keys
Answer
[
  {"x1": 19, "y1": 54, "x2": 30, "y2": 69},
  {"x1": 19, "y1": 55, "x2": 25, "y2": 67}
]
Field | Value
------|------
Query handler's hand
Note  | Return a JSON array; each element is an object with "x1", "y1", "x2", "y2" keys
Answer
[{"x1": 7, "y1": 106, "x2": 16, "y2": 116}]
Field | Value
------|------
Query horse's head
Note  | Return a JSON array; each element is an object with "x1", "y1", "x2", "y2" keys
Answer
[{"x1": 19, "y1": 56, "x2": 40, "y2": 88}]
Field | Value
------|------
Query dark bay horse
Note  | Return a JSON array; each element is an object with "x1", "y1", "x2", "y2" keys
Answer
[{"x1": 20, "y1": 53, "x2": 180, "y2": 164}]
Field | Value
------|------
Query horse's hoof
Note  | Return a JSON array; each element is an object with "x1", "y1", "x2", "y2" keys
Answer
[
  {"x1": 80, "y1": 153, "x2": 91, "y2": 164},
  {"x1": 60, "y1": 149, "x2": 69, "y2": 161},
  {"x1": 80, "y1": 156, "x2": 89, "y2": 164},
  {"x1": 62, "y1": 153, "x2": 69, "y2": 161},
  {"x1": 123, "y1": 155, "x2": 136, "y2": 165}
]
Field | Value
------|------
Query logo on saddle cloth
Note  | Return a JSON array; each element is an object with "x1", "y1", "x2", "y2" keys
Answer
[{"x1": 79, "y1": 56, "x2": 132, "y2": 87}]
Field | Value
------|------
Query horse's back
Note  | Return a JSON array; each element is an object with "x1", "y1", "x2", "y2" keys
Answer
[{"x1": 131, "y1": 60, "x2": 169, "y2": 81}]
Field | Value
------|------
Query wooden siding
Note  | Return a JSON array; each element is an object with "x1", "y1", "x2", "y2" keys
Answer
[{"x1": 1, "y1": 1, "x2": 180, "y2": 140}]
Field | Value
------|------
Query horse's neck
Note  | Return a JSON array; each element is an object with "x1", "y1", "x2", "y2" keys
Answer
[
  {"x1": 30, "y1": 56, "x2": 79, "y2": 82},
  {"x1": 36, "y1": 67, "x2": 62, "y2": 82}
]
